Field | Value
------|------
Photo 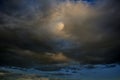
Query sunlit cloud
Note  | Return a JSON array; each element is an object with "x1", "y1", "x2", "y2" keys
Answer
[{"x1": 50, "y1": 52, "x2": 70, "y2": 62}]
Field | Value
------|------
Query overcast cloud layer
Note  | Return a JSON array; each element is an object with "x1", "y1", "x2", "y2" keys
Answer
[{"x1": 0, "y1": 0, "x2": 120, "y2": 67}]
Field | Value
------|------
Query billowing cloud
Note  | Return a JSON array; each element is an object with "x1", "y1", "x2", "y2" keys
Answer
[{"x1": 0, "y1": 0, "x2": 120, "y2": 67}]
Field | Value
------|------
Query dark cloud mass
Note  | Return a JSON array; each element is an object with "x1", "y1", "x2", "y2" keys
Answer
[{"x1": 0, "y1": 0, "x2": 120, "y2": 67}]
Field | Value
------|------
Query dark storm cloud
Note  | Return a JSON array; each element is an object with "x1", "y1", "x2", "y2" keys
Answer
[
  {"x1": 0, "y1": 0, "x2": 56, "y2": 51},
  {"x1": 0, "y1": 0, "x2": 120, "y2": 67},
  {"x1": 0, "y1": 0, "x2": 58, "y2": 66}
]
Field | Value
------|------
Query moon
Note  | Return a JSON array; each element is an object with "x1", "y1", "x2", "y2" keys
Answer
[{"x1": 56, "y1": 22, "x2": 64, "y2": 31}]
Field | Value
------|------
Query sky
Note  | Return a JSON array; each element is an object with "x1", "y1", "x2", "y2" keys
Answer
[{"x1": 0, "y1": 0, "x2": 120, "y2": 67}]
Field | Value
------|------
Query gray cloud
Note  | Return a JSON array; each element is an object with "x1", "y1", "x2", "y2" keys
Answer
[{"x1": 0, "y1": 0, "x2": 120, "y2": 67}]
